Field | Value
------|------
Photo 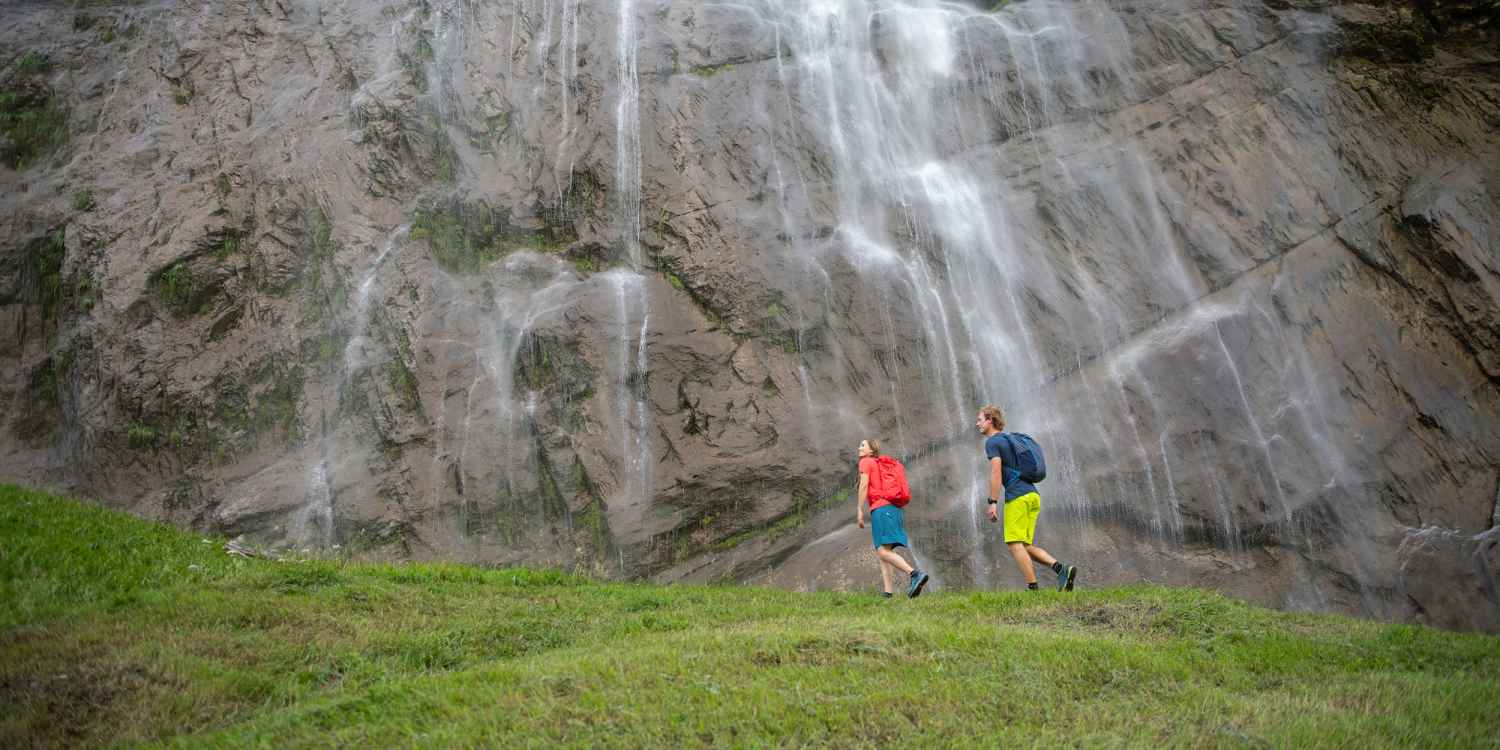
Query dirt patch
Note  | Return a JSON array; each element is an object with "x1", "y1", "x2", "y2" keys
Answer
[{"x1": 0, "y1": 660, "x2": 168, "y2": 748}]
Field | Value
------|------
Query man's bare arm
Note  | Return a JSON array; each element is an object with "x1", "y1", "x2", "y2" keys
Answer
[{"x1": 989, "y1": 456, "x2": 1003, "y2": 501}]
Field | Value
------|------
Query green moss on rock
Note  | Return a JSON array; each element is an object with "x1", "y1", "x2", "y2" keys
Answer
[
  {"x1": 410, "y1": 200, "x2": 576, "y2": 274},
  {"x1": 0, "y1": 76, "x2": 67, "y2": 169}
]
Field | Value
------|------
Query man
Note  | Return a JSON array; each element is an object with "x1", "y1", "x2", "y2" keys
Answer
[
  {"x1": 976, "y1": 405, "x2": 1077, "y2": 591},
  {"x1": 855, "y1": 438, "x2": 930, "y2": 598}
]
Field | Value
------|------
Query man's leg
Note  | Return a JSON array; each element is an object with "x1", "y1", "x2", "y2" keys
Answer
[
  {"x1": 1007, "y1": 541, "x2": 1037, "y2": 586},
  {"x1": 877, "y1": 552, "x2": 895, "y2": 594},
  {"x1": 1027, "y1": 545, "x2": 1057, "y2": 567},
  {"x1": 1003, "y1": 495, "x2": 1043, "y2": 588},
  {"x1": 1027, "y1": 546, "x2": 1077, "y2": 592}
]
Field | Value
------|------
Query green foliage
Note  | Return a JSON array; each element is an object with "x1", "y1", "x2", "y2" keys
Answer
[
  {"x1": 75, "y1": 277, "x2": 96, "y2": 312},
  {"x1": 251, "y1": 368, "x2": 304, "y2": 440},
  {"x1": 0, "y1": 81, "x2": 68, "y2": 169},
  {"x1": 25, "y1": 228, "x2": 66, "y2": 320},
  {"x1": 171, "y1": 81, "x2": 193, "y2": 105},
  {"x1": 426, "y1": 113, "x2": 458, "y2": 184},
  {"x1": 216, "y1": 173, "x2": 232, "y2": 197},
  {"x1": 410, "y1": 201, "x2": 568, "y2": 274},
  {"x1": 127, "y1": 422, "x2": 156, "y2": 448},
  {"x1": 401, "y1": 50, "x2": 428, "y2": 94},
  {"x1": 72, "y1": 190, "x2": 94, "y2": 211},
  {"x1": 711, "y1": 487, "x2": 849, "y2": 553},
  {"x1": 216, "y1": 230, "x2": 240, "y2": 261},
  {"x1": 655, "y1": 257, "x2": 725, "y2": 329},
  {"x1": 156, "y1": 262, "x2": 194, "y2": 309},
  {"x1": 1, "y1": 485, "x2": 1498, "y2": 748},
  {"x1": 691, "y1": 62, "x2": 736, "y2": 77},
  {"x1": 15, "y1": 50, "x2": 50, "y2": 76},
  {"x1": 379, "y1": 325, "x2": 421, "y2": 413},
  {"x1": 299, "y1": 205, "x2": 341, "y2": 310},
  {"x1": 312, "y1": 210, "x2": 335, "y2": 259},
  {"x1": 386, "y1": 356, "x2": 421, "y2": 412}
]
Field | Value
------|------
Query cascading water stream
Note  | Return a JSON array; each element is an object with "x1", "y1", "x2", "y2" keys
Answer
[
  {"x1": 273, "y1": 0, "x2": 1373, "y2": 609},
  {"x1": 611, "y1": 0, "x2": 651, "y2": 510},
  {"x1": 749, "y1": 0, "x2": 1355, "y2": 589}
]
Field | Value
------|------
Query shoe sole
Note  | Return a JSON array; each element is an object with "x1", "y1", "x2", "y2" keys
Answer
[
  {"x1": 1062, "y1": 566, "x2": 1077, "y2": 592},
  {"x1": 909, "y1": 574, "x2": 930, "y2": 599}
]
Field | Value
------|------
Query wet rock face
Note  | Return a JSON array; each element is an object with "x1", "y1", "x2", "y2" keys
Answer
[{"x1": 1, "y1": 0, "x2": 1497, "y2": 630}]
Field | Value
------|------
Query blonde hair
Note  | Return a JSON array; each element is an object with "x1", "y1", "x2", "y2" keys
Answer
[
  {"x1": 863, "y1": 438, "x2": 881, "y2": 456},
  {"x1": 980, "y1": 405, "x2": 1005, "y2": 432}
]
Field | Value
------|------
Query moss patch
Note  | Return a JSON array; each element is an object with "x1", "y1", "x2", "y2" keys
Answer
[
  {"x1": 690, "y1": 62, "x2": 737, "y2": 77},
  {"x1": 0, "y1": 72, "x2": 67, "y2": 169},
  {"x1": 710, "y1": 487, "x2": 851, "y2": 553},
  {"x1": 22, "y1": 228, "x2": 67, "y2": 323},
  {"x1": 410, "y1": 200, "x2": 575, "y2": 274},
  {"x1": 655, "y1": 256, "x2": 729, "y2": 330},
  {"x1": 155, "y1": 262, "x2": 193, "y2": 308}
]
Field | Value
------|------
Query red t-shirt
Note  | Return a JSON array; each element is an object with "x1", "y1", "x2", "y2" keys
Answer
[{"x1": 859, "y1": 457, "x2": 890, "y2": 511}]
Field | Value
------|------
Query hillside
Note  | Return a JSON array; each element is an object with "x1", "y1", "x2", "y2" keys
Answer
[{"x1": 2, "y1": 484, "x2": 1497, "y2": 748}]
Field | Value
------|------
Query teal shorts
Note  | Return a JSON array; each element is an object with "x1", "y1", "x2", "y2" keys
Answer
[{"x1": 870, "y1": 505, "x2": 909, "y2": 549}]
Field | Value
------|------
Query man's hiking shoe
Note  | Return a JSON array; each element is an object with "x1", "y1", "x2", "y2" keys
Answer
[
  {"x1": 1057, "y1": 563, "x2": 1077, "y2": 592},
  {"x1": 907, "y1": 570, "x2": 930, "y2": 599},
  {"x1": 880, "y1": 591, "x2": 894, "y2": 599}
]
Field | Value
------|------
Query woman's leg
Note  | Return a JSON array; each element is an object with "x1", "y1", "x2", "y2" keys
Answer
[
  {"x1": 876, "y1": 545, "x2": 914, "y2": 575},
  {"x1": 878, "y1": 552, "x2": 894, "y2": 593}
]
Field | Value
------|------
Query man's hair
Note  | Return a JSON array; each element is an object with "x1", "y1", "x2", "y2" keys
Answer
[
  {"x1": 864, "y1": 439, "x2": 882, "y2": 456},
  {"x1": 980, "y1": 405, "x2": 1005, "y2": 432}
]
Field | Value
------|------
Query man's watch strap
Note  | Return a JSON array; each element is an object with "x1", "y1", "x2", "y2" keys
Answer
[{"x1": 986, "y1": 498, "x2": 998, "y2": 505}]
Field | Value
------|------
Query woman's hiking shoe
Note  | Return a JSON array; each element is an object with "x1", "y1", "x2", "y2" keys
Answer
[
  {"x1": 907, "y1": 570, "x2": 930, "y2": 598},
  {"x1": 1057, "y1": 563, "x2": 1077, "y2": 591},
  {"x1": 880, "y1": 591, "x2": 894, "y2": 599}
]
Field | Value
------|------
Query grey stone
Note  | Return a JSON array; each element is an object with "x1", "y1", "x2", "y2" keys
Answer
[{"x1": 1, "y1": 0, "x2": 1498, "y2": 630}]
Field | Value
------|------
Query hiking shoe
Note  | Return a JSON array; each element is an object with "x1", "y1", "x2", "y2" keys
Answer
[
  {"x1": 907, "y1": 570, "x2": 930, "y2": 599},
  {"x1": 880, "y1": 591, "x2": 894, "y2": 599},
  {"x1": 1057, "y1": 563, "x2": 1077, "y2": 592}
]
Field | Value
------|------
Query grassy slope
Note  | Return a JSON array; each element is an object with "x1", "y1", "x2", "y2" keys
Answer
[{"x1": 1, "y1": 484, "x2": 1497, "y2": 749}]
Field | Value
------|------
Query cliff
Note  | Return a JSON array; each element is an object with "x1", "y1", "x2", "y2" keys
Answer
[{"x1": 2, "y1": 0, "x2": 1497, "y2": 629}]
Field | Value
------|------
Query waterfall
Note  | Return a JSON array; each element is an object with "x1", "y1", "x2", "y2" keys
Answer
[
  {"x1": 748, "y1": 0, "x2": 1356, "y2": 592},
  {"x1": 612, "y1": 0, "x2": 651, "y2": 509}
]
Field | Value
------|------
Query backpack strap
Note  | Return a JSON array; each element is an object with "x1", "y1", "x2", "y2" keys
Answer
[{"x1": 998, "y1": 433, "x2": 1021, "y2": 487}]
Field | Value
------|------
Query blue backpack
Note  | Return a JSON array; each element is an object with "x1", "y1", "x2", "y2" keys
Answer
[{"x1": 1003, "y1": 432, "x2": 1047, "y2": 484}]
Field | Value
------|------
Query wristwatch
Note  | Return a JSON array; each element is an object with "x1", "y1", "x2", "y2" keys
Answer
[{"x1": 985, "y1": 497, "x2": 998, "y2": 505}]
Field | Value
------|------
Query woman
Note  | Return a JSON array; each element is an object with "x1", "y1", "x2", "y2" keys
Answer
[{"x1": 856, "y1": 439, "x2": 930, "y2": 598}]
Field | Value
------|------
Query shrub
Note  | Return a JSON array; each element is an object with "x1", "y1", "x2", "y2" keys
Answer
[{"x1": 0, "y1": 84, "x2": 67, "y2": 169}]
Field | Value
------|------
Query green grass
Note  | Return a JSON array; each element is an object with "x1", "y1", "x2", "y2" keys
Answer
[
  {"x1": 15, "y1": 50, "x2": 51, "y2": 76},
  {"x1": 0, "y1": 87, "x2": 67, "y2": 170},
  {"x1": 409, "y1": 200, "x2": 573, "y2": 274},
  {"x1": 2, "y1": 484, "x2": 1497, "y2": 748}
]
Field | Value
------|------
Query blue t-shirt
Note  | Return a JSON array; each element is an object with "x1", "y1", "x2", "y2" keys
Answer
[{"x1": 985, "y1": 433, "x2": 1037, "y2": 502}]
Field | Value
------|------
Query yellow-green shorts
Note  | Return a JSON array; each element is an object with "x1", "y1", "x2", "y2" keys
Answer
[{"x1": 1003, "y1": 492, "x2": 1041, "y2": 545}]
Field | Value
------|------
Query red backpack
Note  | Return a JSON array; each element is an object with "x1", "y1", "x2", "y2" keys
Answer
[{"x1": 869, "y1": 455, "x2": 912, "y2": 508}]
